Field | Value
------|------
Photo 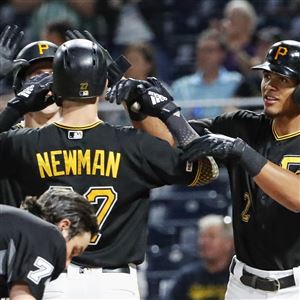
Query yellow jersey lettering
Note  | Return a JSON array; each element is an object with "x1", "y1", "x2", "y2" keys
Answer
[
  {"x1": 274, "y1": 46, "x2": 288, "y2": 60},
  {"x1": 36, "y1": 149, "x2": 121, "y2": 178},
  {"x1": 78, "y1": 149, "x2": 91, "y2": 175},
  {"x1": 36, "y1": 152, "x2": 53, "y2": 178},
  {"x1": 106, "y1": 152, "x2": 121, "y2": 178},
  {"x1": 92, "y1": 150, "x2": 105, "y2": 175},
  {"x1": 51, "y1": 150, "x2": 65, "y2": 176},
  {"x1": 63, "y1": 150, "x2": 77, "y2": 175},
  {"x1": 38, "y1": 43, "x2": 49, "y2": 55}
]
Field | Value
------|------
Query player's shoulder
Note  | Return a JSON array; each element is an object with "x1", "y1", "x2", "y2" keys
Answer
[
  {"x1": 106, "y1": 122, "x2": 173, "y2": 151},
  {"x1": 0, "y1": 205, "x2": 63, "y2": 245},
  {"x1": 105, "y1": 123, "x2": 154, "y2": 139}
]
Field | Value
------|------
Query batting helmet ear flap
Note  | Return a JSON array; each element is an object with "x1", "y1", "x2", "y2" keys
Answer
[
  {"x1": 54, "y1": 95, "x2": 63, "y2": 106},
  {"x1": 292, "y1": 84, "x2": 300, "y2": 106}
]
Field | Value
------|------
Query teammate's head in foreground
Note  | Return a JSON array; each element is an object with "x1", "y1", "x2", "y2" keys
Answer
[
  {"x1": 252, "y1": 40, "x2": 300, "y2": 119},
  {"x1": 23, "y1": 189, "x2": 98, "y2": 267}
]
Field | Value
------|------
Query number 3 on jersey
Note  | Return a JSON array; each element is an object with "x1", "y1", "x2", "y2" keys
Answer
[{"x1": 84, "y1": 186, "x2": 118, "y2": 245}]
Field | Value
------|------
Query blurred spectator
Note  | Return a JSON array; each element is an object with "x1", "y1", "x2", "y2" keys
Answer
[
  {"x1": 0, "y1": 0, "x2": 41, "y2": 42},
  {"x1": 234, "y1": 26, "x2": 283, "y2": 98},
  {"x1": 113, "y1": 1, "x2": 154, "y2": 47},
  {"x1": 67, "y1": 0, "x2": 107, "y2": 44},
  {"x1": 27, "y1": 0, "x2": 106, "y2": 43},
  {"x1": 220, "y1": 0, "x2": 257, "y2": 74},
  {"x1": 166, "y1": 214, "x2": 234, "y2": 300},
  {"x1": 27, "y1": 0, "x2": 79, "y2": 41},
  {"x1": 170, "y1": 29, "x2": 242, "y2": 118},
  {"x1": 124, "y1": 43, "x2": 156, "y2": 80},
  {"x1": 41, "y1": 20, "x2": 73, "y2": 45}
]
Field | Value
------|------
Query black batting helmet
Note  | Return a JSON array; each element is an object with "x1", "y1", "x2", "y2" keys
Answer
[
  {"x1": 52, "y1": 39, "x2": 107, "y2": 102},
  {"x1": 252, "y1": 40, "x2": 300, "y2": 105},
  {"x1": 252, "y1": 40, "x2": 300, "y2": 80},
  {"x1": 13, "y1": 41, "x2": 58, "y2": 93}
]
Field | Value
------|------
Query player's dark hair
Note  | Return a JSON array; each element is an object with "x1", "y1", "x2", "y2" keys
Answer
[{"x1": 23, "y1": 189, "x2": 98, "y2": 239}]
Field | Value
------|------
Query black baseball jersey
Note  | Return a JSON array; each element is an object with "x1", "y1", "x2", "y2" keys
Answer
[
  {"x1": 0, "y1": 205, "x2": 65, "y2": 300},
  {"x1": 168, "y1": 262, "x2": 229, "y2": 300},
  {"x1": 0, "y1": 120, "x2": 202, "y2": 268},
  {"x1": 0, "y1": 178, "x2": 24, "y2": 207},
  {"x1": 190, "y1": 110, "x2": 300, "y2": 270},
  {"x1": 0, "y1": 123, "x2": 25, "y2": 207}
]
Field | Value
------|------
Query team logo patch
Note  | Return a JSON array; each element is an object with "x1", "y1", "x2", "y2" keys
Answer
[
  {"x1": 274, "y1": 46, "x2": 288, "y2": 60},
  {"x1": 38, "y1": 43, "x2": 49, "y2": 55},
  {"x1": 68, "y1": 131, "x2": 83, "y2": 140}
]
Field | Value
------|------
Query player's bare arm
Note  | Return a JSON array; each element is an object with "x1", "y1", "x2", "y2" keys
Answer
[
  {"x1": 10, "y1": 283, "x2": 36, "y2": 300},
  {"x1": 107, "y1": 77, "x2": 219, "y2": 184},
  {"x1": 254, "y1": 161, "x2": 300, "y2": 212},
  {"x1": 181, "y1": 131, "x2": 300, "y2": 211}
]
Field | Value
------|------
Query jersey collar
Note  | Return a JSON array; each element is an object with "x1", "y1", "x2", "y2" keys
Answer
[
  {"x1": 272, "y1": 122, "x2": 300, "y2": 141},
  {"x1": 54, "y1": 120, "x2": 103, "y2": 130}
]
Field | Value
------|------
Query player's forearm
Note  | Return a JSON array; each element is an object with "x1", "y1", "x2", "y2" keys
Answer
[
  {"x1": 132, "y1": 117, "x2": 175, "y2": 146},
  {"x1": 164, "y1": 113, "x2": 199, "y2": 147},
  {"x1": 253, "y1": 161, "x2": 300, "y2": 212},
  {"x1": 0, "y1": 106, "x2": 22, "y2": 132}
]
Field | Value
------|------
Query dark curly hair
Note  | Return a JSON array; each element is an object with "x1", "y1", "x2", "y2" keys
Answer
[{"x1": 23, "y1": 189, "x2": 98, "y2": 239}]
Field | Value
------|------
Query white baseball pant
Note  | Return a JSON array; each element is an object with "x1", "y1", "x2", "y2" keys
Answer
[
  {"x1": 42, "y1": 263, "x2": 140, "y2": 300},
  {"x1": 226, "y1": 256, "x2": 300, "y2": 299}
]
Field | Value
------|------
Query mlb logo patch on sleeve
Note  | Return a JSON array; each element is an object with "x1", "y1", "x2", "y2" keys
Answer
[{"x1": 68, "y1": 131, "x2": 83, "y2": 140}]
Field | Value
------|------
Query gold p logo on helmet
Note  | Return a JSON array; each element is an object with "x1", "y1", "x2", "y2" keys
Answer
[
  {"x1": 274, "y1": 46, "x2": 288, "y2": 60},
  {"x1": 38, "y1": 43, "x2": 49, "y2": 55}
]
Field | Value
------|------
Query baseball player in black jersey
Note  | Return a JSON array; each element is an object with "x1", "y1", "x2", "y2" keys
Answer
[
  {"x1": 0, "y1": 27, "x2": 60, "y2": 208},
  {"x1": 0, "y1": 189, "x2": 98, "y2": 300},
  {"x1": 112, "y1": 40, "x2": 300, "y2": 299},
  {"x1": 0, "y1": 39, "x2": 218, "y2": 299},
  {"x1": 0, "y1": 26, "x2": 131, "y2": 209}
]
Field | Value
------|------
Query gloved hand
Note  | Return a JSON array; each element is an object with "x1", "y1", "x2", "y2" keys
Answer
[
  {"x1": 181, "y1": 129, "x2": 268, "y2": 177},
  {"x1": 0, "y1": 25, "x2": 28, "y2": 79},
  {"x1": 65, "y1": 29, "x2": 131, "y2": 87},
  {"x1": 181, "y1": 130, "x2": 245, "y2": 161},
  {"x1": 7, "y1": 73, "x2": 54, "y2": 115},
  {"x1": 106, "y1": 77, "x2": 180, "y2": 122},
  {"x1": 106, "y1": 78, "x2": 149, "y2": 120}
]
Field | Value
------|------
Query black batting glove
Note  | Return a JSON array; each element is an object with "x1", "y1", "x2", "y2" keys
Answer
[
  {"x1": 0, "y1": 25, "x2": 28, "y2": 80},
  {"x1": 137, "y1": 77, "x2": 180, "y2": 122},
  {"x1": 181, "y1": 129, "x2": 268, "y2": 177},
  {"x1": 106, "y1": 78, "x2": 150, "y2": 121},
  {"x1": 65, "y1": 29, "x2": 131, "y2": 87},
  {"x1": 7, "y1": 73, "x2": 54, "y2": 115}
]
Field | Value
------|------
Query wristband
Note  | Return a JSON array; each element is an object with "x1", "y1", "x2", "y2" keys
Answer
[
  {"x1": 233, "y1": 138, "x2": 268, "y2": 177},
  {"x1": 159, "y1": 102, "x2": 181, "y2": 122},
  {"x1": 7, "y1": 96, "x2": 28, "y2": 115}
]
